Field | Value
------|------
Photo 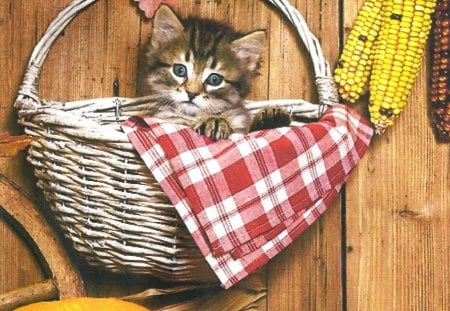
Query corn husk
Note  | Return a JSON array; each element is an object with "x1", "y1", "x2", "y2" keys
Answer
[
  {"x1": 0, "y1": 132, "x2": 37, "y2": 157},
  {"x1": 123, "y1": 271, "x2": 266, "y2": 311}
]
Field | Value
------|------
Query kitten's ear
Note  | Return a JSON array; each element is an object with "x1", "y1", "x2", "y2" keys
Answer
[
  {"x1": 151, "y1": 5, "x2": 184, "y2": 49},
  {"x1": 231, "y1": 30, "x2": 266, "y2": 71}
]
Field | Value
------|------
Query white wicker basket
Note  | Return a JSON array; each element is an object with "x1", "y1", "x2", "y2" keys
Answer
[{"x1": 15, "y1": 0, "x2": 338, "y2": 283}]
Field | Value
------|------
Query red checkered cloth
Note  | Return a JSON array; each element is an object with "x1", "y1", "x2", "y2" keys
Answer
[{"x1": 122, "y1": 104, "x2": 373, "y2": 288}]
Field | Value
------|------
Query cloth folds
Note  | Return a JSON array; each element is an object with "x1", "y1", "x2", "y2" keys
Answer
[{"x1": 122, "y1": 104, "x2": 373, "y2": 288}]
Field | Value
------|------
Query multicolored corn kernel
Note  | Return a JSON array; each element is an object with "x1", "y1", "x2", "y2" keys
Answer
[
  {"x1": 430, "y1": 0, "x2": 450, "y2": 142},
  {"x1": 334, "y1": 0, "x2": 384, "y2": 103},
  {"x1": 369, "y1": 0, "x2": 437, "y2": 135}
]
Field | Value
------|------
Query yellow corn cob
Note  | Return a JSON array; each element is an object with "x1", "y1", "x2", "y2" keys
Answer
[
  {"x1": 334, "y1": 0, "x2": 384, "y2": 103},
  {"x1": 369, "y1": 0, "x2": 437, "y2": 134}
]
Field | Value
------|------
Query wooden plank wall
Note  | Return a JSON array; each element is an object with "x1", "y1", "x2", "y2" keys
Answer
[{"x1": 0, "y1": 0, "x2": 448, "y2": 310}]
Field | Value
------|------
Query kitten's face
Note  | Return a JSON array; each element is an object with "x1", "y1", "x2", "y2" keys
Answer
[
  {"x1": 147, "y1": 42, "x2": 243, "y2": 116},
  {"x1": 138, "y1": 6, "x2": 265, "y2": 117}
]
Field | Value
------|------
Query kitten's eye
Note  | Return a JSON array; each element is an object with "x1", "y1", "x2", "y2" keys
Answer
[
  {"x1": 206, "y1": 73, "x2": 224, "y2": 86},
  {"x1": 173, "y1": 64, "x2": 187, "y2": 78}
]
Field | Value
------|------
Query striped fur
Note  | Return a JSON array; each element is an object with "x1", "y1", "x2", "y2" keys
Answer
[{"x1": 137, "y1": 5, "x2": 266, "y2": 139}]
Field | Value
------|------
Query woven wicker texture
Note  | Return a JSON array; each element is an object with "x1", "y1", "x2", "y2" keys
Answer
[{"x1": 14, "y1": 0, "x2": 338, "y2": 282}]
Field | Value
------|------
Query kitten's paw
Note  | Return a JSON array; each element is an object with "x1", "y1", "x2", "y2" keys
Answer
[
  {"x1": 195, "y1": 116, "x2": 233, "y2": 140},
  {"x1": 250, "y1": 106, "x2": 291, "y2": 131}
]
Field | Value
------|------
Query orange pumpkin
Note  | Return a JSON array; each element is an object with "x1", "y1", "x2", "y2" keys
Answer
[{"x1": 15, "y1": 297, "x2": 150, "y2": 311}]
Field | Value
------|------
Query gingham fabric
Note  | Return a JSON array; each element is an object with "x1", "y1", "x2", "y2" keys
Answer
[{"x1": 122, "y1": 104, "x2": 373, "y2": 288}]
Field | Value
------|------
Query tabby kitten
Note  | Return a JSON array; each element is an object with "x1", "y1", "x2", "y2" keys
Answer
[{"x1": 137, "y1": 5, "x2": 290, "y2": 140}]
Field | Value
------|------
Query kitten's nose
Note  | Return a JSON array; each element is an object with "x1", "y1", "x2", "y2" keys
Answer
[{"x1": 187, "y1": 91, "x2": 200, "y2": 101}]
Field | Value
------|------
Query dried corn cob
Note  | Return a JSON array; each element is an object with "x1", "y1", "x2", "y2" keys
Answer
[
  {"x1": 369, "y1": 0, "x2": 437, "y2": 134},
  {"x1": 334, "y1": 0, "x2": 384, "y2": 103},
  {"x1": 430, "y1": 0, "x2": 450, "y2": 142}
]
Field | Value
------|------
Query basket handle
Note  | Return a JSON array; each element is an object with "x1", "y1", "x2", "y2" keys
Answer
[
  {"x1": 16, "y1": 0, "x2": 97, "y2": 105},
  {"x1": 15, "y1": 0, "x2": 338, "y2": 107},
  {"x1": 266, "y1": 0, "x2": 339, "y2": 106}
]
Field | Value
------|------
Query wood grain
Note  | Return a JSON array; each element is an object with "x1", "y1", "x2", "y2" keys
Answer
[
  {"x1": 0, "y1": 0, "x2": 46, "y2": 298},
  {"x1": 1, "y1": 1, "x2": 449, "y2": 310},
  {"x1": 0, "y1": 279, "x2": 58, "y2": 310},
  {"x1": 0, "y1": 0, "x2": 39, "y2": 191},
  {"x1": 0, "y1": 218, "x2": 45, "y2": 298},
  {"x1": 0, "y1": 174, "x2": 85, "y2": 299}
]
